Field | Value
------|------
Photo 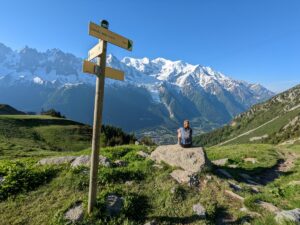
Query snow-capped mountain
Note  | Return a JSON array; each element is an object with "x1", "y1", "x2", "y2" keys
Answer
[{"x1": 0, "y1": 43, "x2": 274, "y2": 143}]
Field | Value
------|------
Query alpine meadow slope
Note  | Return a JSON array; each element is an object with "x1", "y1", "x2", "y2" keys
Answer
[
  {"x1": 194, "y1": 84, "x2": 300, "y2": 146},
  {"x1": 0, "y1": 43, "x2": 274, "y2": 143}
]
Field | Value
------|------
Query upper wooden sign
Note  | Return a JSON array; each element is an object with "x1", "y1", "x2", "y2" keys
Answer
[{"x1": 89, "y1": 22, "x2": 133, "y2": 51}]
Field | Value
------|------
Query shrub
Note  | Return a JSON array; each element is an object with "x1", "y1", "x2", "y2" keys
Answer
[
  {"x1": 139, "y1": 136, "x2": 156, "y2": 146},
  {"x1": 0, "y1": 161, "x2": 57, "y2": 200},
  {"x1": 41, "y1": 108, "x2": 65, "y2": 118},
  {"x1": 101, "y1": 125, "x2": 136, "y2": 147}
]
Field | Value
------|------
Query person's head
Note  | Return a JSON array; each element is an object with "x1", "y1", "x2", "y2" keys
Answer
[{"x1": 183, "y1": 120, "x2": 190, "y2": 129}]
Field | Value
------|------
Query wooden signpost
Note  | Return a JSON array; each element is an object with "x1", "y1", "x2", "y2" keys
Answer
[{"x1": 82, "y1": 20, "x2": 133, "y2": 214}]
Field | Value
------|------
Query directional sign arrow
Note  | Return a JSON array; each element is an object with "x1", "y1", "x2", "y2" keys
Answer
[
  {"x1": 82, "y1": 60, "x2": 124, "y2": 81},
  {"x1": 89, "y1": 22, "x2": 133, "y2": 51}
]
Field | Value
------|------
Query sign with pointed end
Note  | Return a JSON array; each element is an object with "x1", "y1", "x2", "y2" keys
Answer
[
  {"x1": 88, "y1": 41, "x2": 103, "y2": 61},
  {"x1": 83, "y1": 60, "x2": 124, "y2": 81},
  {"x1": 89, "y1": 22, "x2": 133, "y2": 51}
]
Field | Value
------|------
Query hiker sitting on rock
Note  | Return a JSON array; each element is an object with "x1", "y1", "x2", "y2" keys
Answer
[{"x1": 177, "y1": 120, "x2": 193, "y2": 148}]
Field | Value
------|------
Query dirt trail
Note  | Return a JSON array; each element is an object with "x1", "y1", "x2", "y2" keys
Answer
[
  {"x1": 254, "y1": 150, "x2": 299, "y2": 185},
  {"x1": 218, "y1": 116, "x2": 280, "y2": 146}
]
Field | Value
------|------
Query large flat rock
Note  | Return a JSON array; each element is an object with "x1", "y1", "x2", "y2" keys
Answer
[{"x1": 150, "y1": 145, "x2": 210, "y2": 173}]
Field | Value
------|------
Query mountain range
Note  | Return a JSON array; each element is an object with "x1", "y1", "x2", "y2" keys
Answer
[{"x1": 0, "y1": 43, "x2": 274, "y2": 143}]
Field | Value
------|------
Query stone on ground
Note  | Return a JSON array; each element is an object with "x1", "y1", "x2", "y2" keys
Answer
[
  {"x1": 243, "y1": 158, "x2": 258, "y2": 164},
  {"x1": 225, "y1": 190, "x2": 244, "y2": 202},
  {"x1": 228, "y1": 181, "x2": 242, "y2": 191},
  {"x1": 38, "y1": 156, "x2": 76, "y2": 165},
  {"x1": 0, "y1": 176, "x2": 5, "y2": 184},
  {"x1": 256, "y1": 200, "x2": 280, "y2": 213},
  {"x1": 137, "y1": 151, "x2": 150, "y2": 158},
  {"x1": 113, "y1": 160, "x2": 127, "y2": 167},
  {"x1": 275, "y1": 208, "x2": 300, "y2": 224},
  {"x1": 288, "y1": 180, "x2": 300, "y2": 186},
  {"x1": 64, "y1": 203, "x2": 84, "y2": 223},
  {"x1": 216, "y1": 169, "x2": 232, "y2": 179},
  {"x1": 212, "y1": 158, "x2": 228, "y2": 166},
  {"x1": 71, "y1": 155, "x2": 111, "y2": 168},
  {"x1": 228, "y1": 164, "x2": 238, "y2": 168},
  {"x1": 170, "y1": 169, "x2": 195, "y2": 185},
  {"x1": 144, "y1": 220, "x2": 157, "y2": 225},
  {"x1": 125, "y1": 181, "x2": 134, "y2": 186},
  {"x1": 106, "y1": 195, "x2": 124, "y2": 216},
  {"x1": 193, "y1": 203, "x2": 206, "y2": 218},
  {"x1": 150, "y1": 144, "x2": 210, "y2": 173}
]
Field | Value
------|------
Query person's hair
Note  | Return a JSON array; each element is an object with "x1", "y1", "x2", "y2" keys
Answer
[{"x1": 184, "y1": 120, "x2": 189, "y2": 123}]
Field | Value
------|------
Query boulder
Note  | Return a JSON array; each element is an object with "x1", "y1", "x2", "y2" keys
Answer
[
  {"x1": 71, "y1": 155, "x2": 111, "y2": 168},
  {"x1": 106, "y1": 195, "x2": 124, "y2": 216},
  {"x1": 150, "y1": 145, "x2": 210, "y2": 173},
  {"x1": 275, "y1": 208, "x2": 300, "y2": 224},
  {"x1": 64, "y1": 203, "x2": 84, "y2": 223},
  {"x1": 38, "y1": 156, "x2": 76, "y2": 165},
  {"x1": 193, "y1": 203, "x2": 206, "y2": 218},
  {"x1": 212, "y1": 158, "x2": 228, "y2": 166}
]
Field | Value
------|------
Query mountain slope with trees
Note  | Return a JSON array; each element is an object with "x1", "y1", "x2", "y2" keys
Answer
[{"x1": 194, "y1": 84, "x2": 300, "y2": 147}]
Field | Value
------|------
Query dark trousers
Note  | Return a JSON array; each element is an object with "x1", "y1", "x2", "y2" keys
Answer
[{"x1": 180, "y1": 143, "x2": 192, "y2": 148}]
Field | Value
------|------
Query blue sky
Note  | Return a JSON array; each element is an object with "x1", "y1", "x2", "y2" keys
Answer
[{"x1": 0, "y1": 0, "x2": 299, "y2": 92}]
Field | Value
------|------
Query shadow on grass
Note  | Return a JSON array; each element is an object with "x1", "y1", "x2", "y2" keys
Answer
[
  {"x1": 151, "y1": 215, "x2": 205, "y2": 224},
  {"x1": 211, "y1": 158, "x2": 294, "y2": 186}
]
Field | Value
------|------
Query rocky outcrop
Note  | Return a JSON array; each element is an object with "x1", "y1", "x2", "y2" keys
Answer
[
  {"x1": 38, "y1": 155, "x2": 111, "y2": 167},
  {"x1": 38, "y1": 156, "x2": 76, "y2": 165},
  {"x1": 275, "y1": 208, "x2": 300, "y2": 224},
  {"x1": 71, "y1": 155, "x2": 111, "y2": 168},
  {"x1": 150, "y1": 145, "x2": 210, "y2": 173}
]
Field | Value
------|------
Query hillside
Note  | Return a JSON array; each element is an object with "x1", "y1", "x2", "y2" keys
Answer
[
  {"x1": 194, "y1": 84, "x2": 300, "y2": 147},
  {"x1": 0, "y1": 115, "x2": 299, "y2": 224},
  {"x1": 0, "y1": 43, "x2": 274, "y2": 143},
  {"x1": 0, "y1": 104, "x2": 25, "y2": 115},
  {"x1": 0, "y1": 114, "x2": 135, "y2": 160}
]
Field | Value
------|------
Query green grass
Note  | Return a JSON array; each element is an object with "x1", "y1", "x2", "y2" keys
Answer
[
  {"x1": 206, "y1": 144, "x2": 280, "y2": 171},
  {"x1": 0, "y1": 115, "x2": 91, "y2": 160}
]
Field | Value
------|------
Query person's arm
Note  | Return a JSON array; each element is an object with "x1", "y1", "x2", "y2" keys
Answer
[{"x1": 177, "y1": 128, "x2": 181, "y2": 144}]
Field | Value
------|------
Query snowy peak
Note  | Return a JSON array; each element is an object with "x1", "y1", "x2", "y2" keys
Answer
[{"x1": 0, "y1": 42, "x2": 274, "y2": 106}]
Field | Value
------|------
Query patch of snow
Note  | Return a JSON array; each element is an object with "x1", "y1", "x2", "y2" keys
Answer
[{"x1": 33, "y1": 76, "x2": 44, "y2": 85}]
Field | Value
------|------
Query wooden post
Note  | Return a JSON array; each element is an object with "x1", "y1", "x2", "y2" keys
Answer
[{"x1": 88, "y1": 20, "x2": 109, "y2": 214}]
